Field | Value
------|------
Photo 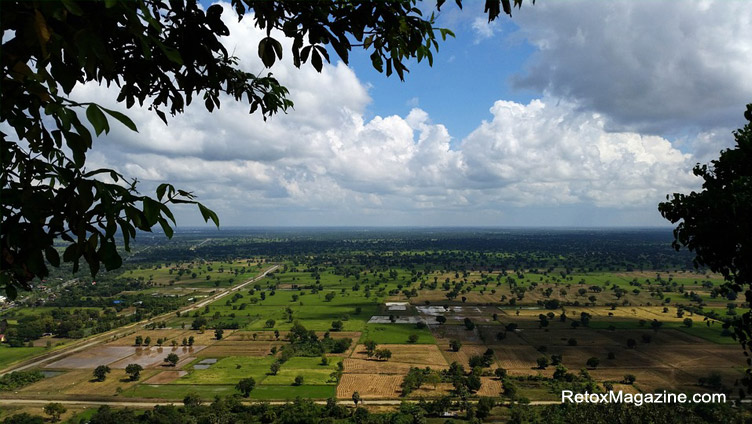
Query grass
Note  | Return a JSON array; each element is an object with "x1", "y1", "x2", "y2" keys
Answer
[
  {"x1": 359, "y1": 323, "x2": 436, "y2": 344},
  {"x1": 0, "y1": 346, "x2": 45, "y2": 370},
  {"x1": 123, "y1": 384, "x2": 236, "y2": 399},
  {"x1": 175, "y1": 356, "x2": 276, "y2": 385},
  {"x1": 251, "y1": 385, "x2": 335, "y2": 400},
  {"x1": 261, "y1": 357, "x2": 342, "y2": 386},
  {"x1": 678, "y1": 324, "x2": 737, "y2": 344}
]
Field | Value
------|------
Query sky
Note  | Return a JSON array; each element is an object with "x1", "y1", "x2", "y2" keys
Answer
[{"x1": 76, "y1": 0, "x2": 752, "y2": 228}]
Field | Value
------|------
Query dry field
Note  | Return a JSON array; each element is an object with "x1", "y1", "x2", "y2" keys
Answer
[
  {"x1": 430, "y1": 325, "x2": 483, "y2": 344},
  {"x1": 442, "y1": 344, "x2": 499, "y2": 369},
  {"x1": 475, "y1": 377, "x2": 503, "y2": 396},
  {"x1": 19, "y1": 369, "x2": 158, "y2": 397},
  {"x1": 491, "y1": 345, "x2": 549, "y2": 374},
  {"x1": 45, "y1": 346, "x2": 135, "y2": 369},
  {"x1": 337, "y1": 374, "x2": 402, "y2": 399},
  {"x1": 109, "y1": 345, "x2": 201, "y2": 369},
  {"x1": 197, "y1": 341, "x2": 280, "y2": 357},
  {"x1": 350, "y1": 344, "x2": 448, "y2": 367},
  {"x1": 343, "y1": 358, "x2": 448, "y2": 374},
  {"x1": 142, "y1": 370, "x2": 187, "y2": 384}
]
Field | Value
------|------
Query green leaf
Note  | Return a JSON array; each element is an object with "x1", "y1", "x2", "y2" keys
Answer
[
  {"x1": 311, "y1": 49, "x2": 323, "y2": 72},
  {"x1": 86, "y1": 104, "x2": 110, "y2": 136},
  {"x1": 198, "y1": 203, "x2": 220, "y2": 227},
  {"x1": 259, "y1": 37, "x2": 282, "y2": 68},
  {"x1": 156, "y1": 183, "x2": 171, "y2": 201},
  {"x1": 61, "y1": 0, "x2": 84, "y2": 16},
  {"x1": 4, "y1": 284, "x2": 17, "y2": 301},
  {"x1": 158, "y1": 217, "x2": 174, "y2": 238},
  {"x1": 101, "y1": 107, "x2": 138, "y2": 132},
  {"x1": 45, "y1": 246, "x2": 60, "y2": 267},
  {"x1": 99, "y1": 240, "x2": 122, "y2": 271},
  {"x1": 142, "y1": 197, "x2": 161, "y2": 226}
]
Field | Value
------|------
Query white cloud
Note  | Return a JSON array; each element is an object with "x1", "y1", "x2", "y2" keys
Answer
[
  {"x1": 511, "y1": 0, "x2": 752, "y2": 134},
  {"x1": 471, "y1": 17, "x2": 499, "y2": 43},
  {"x1": 76, "y1": 2, "x2": 708, "y2": 227}
]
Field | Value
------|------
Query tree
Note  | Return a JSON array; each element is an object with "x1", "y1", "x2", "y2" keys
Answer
[
  {"x1": 270, "y1": 361, "x2": 281, "y2": 375},
  {"x1": 375, "y1": 348, "x2": 392, "y2": 361},
  {"x1": 125, "y1": 363, "x2": 143, "y2": 381},
  {"x1": 325, "y1": 292, "x2": 336, "y2": 302},
  {"x1": 0, "y1": 0, "x2": 523, "y2": 298},
  {"x1": 436, "y1": 316, "x2": 447, "y2": 325},
  {"x1": 143, "y1": 336, "x2": 151, "y2": 346},
  {"x1": 449, "y1": 339, "x2": 462, "y2": 352},
  {"x1": 352, "y1": 391, "x2": 361, "y2": 407},
  {"x1": 93, "y1": 365, "x2": 110, "y2": 382},
  {"x1": 294, "y1": 375, "x2": 304, "y2": 386},
  {"x1": 215, "y1": 328, "x2": 224, "y2": 340},
  {"x1": 623, "y1": 374, "x2": 636, "y2": 384},
  {"x1": 407, "y1": 334, "x2": 419, "y2": 343},
  {"x1": 495, "y1": 367, "x2": 508, "y2": 379},
  {"x1": 536, "y1": 356, "x2": 549, "y2": 369},
  {"x1": 683, "y1": 318, "x2": 693, "y2": 328},
  {"x1": 183, "y1": 392, "x2": 202, "y2": 407},
  {"x1": 265, "y1": 319, "x2": 276, "y2": 328},
  {"x1": 236, "y1": 377, "x2": 256, "y2": 397},
  {"x1": 43, "y1": 403, "x2": 66, "y2": 423},
  {"x1": 659, "y1": 104, "x2": 752, "y2": 387},
  {"x1": 627, "y1": 338, "x2": 637, "y2": 349},
  {"x1": 134, "y1": 335, "x2": 143, "y2": 346},
  {"x1": 164, "y1": 353, "x2": 179, "y2": 367},
  {"x1": 331, "y1": 320, "x2": 343, "y2": 331},
  {"x1": 586, "y1": 357, "x2": 600, "y2": 369},
  {"x1": 364, "y1": 340, "x2": 377, "y2": 357}
]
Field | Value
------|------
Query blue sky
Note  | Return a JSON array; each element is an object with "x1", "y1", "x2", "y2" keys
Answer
[{"x1": 78, "y1": 1, "x2": 752, "y2": 228}]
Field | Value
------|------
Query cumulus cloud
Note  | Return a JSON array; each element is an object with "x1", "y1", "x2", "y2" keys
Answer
[
  {"x1": 470, "y1": 17, "x2": 500, "y2": 43},
  {"x1": 76, "y1": 2, "x2": 707, "y2": 227},
  {"x1": 510, "y1": 0, "x2": 752, "y2": 135}
]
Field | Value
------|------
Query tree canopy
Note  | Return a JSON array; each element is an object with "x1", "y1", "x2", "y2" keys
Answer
[
  {"x1": 659, "y1": 103, "x2": 752, "y2": 388},
  {"x1": 0, "y1": 0, "x2": 524, "y2": 298}
]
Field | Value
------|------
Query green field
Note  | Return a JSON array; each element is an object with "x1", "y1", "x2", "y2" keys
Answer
[
  {"x1": 359, "y1": 323, "x2": 436, "y2": 344},
  {"x1": 261, "y1": 356, "x2": 342, "y2": 385},
  {"x1": 0, "y1": 346, "x2": 45, "y2": 370},
  {"x1": 175, "y1": 356, "x2": 276, "y2": 385}
]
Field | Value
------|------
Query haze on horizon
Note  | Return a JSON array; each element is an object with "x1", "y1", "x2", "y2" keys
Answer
[{"x1": 77, "y1": 0, "x2": 752, "y2": 228}]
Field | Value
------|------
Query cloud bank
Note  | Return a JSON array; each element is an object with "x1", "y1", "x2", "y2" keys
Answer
[{"x1": 76, "y1": 2, "x2": 748, "y2": 227}]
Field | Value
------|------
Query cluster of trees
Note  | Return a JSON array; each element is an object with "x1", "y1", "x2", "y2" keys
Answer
[
  {"x1": 0, "y1": 371, "x2": 44, "y2": 391},
  {"x1": 363, "y1": 340, "x2": 392, "y2": 361}
]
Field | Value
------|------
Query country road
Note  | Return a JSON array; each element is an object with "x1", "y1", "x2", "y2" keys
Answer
[
  {"x1": 0, "y1": 264, "x2": 279, "y2": 376},
  {"x1": 0, "y1": 398, "x2": 564, "y2": 408}
]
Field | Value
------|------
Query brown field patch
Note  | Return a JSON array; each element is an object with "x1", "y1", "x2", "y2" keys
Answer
[
  {"x1": 198, "y1": 342, "x2": 281, "y2": 357},
  {"x1": 45, "y1": 346, "x2": 136, "y2": 369},
  {"x1": 491, "y1": 345, "x2": 548, "y2": 374},
  {"x1": 109, "y1": 345, "x2": 204, "y2": 369},
  {"x1": 430, "y1": 325, "x2": 483, "y2": 344},
  {"x1": 337, "y1": 374, "x2": 402, "y2": 399},
  {"x1": 350, "y1": 344, "x2": 448, "y2": 367},
  {"x1": 143, "y1": 370, "x2": 187, "y2": 384},
  {"x1": 343, "y1": 358, "x2": 448, "y2": 374},
  {"x1": 105, "y1": 329, "x2": 189, "y2": 346},
  {"x1": 442, "y1": 344, "x2": 499, "y2": 368},
  {"x1": 476, "y1": 377, "x2": 503, "y2": 396},
  {"x1": 518, "y1": 328, "x2": 620, "y2": 347},
  {"x1": 55, "y1": 369, "x2": 153, "y2": 396}
]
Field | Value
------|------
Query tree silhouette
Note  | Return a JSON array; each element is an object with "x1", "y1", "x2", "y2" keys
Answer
[
  {"x1": 1, "y1": 0, "x2": 525, "y2": 298},
  {"x1": 660, "y1": 104, "x2": 752, "y2": 389}
]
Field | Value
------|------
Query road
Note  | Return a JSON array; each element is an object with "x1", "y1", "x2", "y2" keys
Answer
[
  {"x1": 0, "y1": 398, "x2": 564, "y2": 408},
  {"x1": 0, "y1": 265, "x2": 279, "y2": 376}
]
